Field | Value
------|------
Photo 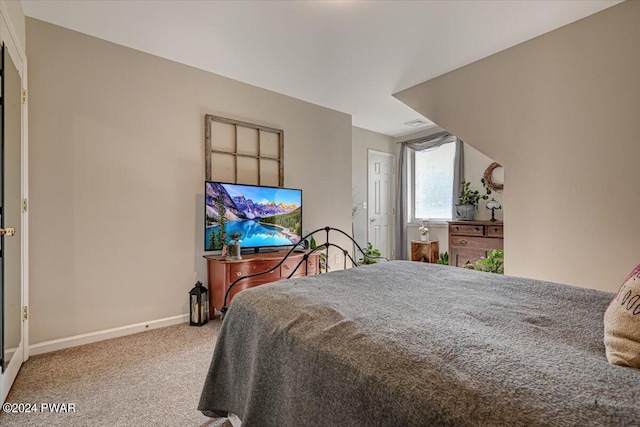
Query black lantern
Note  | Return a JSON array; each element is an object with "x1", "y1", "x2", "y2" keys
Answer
[{"x1": 189, "y1": 281, "x2": 209, "y2": 326}]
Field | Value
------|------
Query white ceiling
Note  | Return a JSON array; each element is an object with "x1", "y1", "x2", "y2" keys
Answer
[{"x1": 22, "y1": 0, "x2": 620, "y2": 137}]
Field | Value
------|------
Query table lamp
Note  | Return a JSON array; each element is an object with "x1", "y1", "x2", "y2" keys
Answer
[{"x1": 486, "y1": 198, "x2": 502, "y2": 222}]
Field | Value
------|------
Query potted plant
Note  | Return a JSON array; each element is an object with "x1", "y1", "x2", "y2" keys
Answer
[
  {"x1": 455, "y1": 181, "x2": 491, "y2": 221},
  {"x1": 437, "y1": 251, "x2": 449, "y2": 265},
  {"x1": 418, "y1": 222, "x2": 429, "y2": 241},
  {"x1": 359, "y1": 242, "x2": 381, "y2": 264},
  {"x1": 463, "y1": 249, "x2": 504, "y2": 274}
]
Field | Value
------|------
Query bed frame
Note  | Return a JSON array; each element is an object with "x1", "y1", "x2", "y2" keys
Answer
[{"x1": 220, "y1": 227, "x2": 385, "y2": 316}]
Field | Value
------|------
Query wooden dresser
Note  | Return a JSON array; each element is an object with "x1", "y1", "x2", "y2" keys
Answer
[
  {"x1": 204, "y1": 251, "x2": 319, "y2": 312},
  {"x1": 448, "y1": 221, "x2": 503, "y2": 268}
]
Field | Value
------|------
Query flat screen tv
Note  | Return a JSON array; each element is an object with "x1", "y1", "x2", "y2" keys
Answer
[{"x1": 205, "y1": 181, "x2": 302, "y2": 252}]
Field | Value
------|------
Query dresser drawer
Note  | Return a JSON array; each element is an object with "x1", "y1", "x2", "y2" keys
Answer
[
  {"x1": 229, "y1": 261, "x2": 280, "y2": 283},
  {"x1": 486, "y1": 225, "x2": 503, "y2": 237},
  {"x1": 450, "y1": 224, "x2": 484, "y2": 236},
  {"x1": 306, "y1": 257, "x2": 318, "y2": 274},
  {"x1": 451, "y1": 248, "x2": 487, "y2": 268},
  {"x1": 450, "y1": 236, "x2": 503, "y2": 251},
  {"x1": 281, "y1": 258, "x2": 306, "y2": 278},
  {"x1": 283, "y1": 257, "x2": 320, "y2": 277}
]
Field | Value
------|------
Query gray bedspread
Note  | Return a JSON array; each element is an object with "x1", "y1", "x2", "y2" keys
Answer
[{"x1": 198, "y1": 261, "x2": 640, "y2": 426}]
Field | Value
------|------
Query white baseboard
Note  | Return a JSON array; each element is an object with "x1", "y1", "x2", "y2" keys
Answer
[
  {"x1": 4, "y1": 347, "x2": 16, "y2": 361},
  {"x1": 29, "y1": 314, "x2": 190, "y2": 356}
]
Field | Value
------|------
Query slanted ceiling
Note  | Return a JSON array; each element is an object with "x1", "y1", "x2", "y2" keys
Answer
[{"x1": 21, "y1": 0, "x2": 621, "y2": 137}]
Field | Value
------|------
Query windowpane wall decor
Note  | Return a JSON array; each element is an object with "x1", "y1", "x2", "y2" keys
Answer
[{"x1": 205, "y1": 114, "x2": 284, "y2": 187}]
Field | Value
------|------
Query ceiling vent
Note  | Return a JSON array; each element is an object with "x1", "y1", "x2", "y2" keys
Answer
[{"x1": 403, "y1": 118, "x2": 428, "y2": 127}]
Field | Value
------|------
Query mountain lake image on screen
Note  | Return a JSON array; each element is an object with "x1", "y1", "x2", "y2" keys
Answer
[{"x1": 204, "y1": 181, "x2": 303, "y2": 251}]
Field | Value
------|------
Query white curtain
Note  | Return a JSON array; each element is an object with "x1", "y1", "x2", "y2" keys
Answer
[{"x1": 395, "y1": 132, "x2": 464, "y2": 260}]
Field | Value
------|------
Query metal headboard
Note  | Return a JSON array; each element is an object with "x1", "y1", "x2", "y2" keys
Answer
[{"x1": 220, "y1": 227, "x2": 386, "y2": 316}]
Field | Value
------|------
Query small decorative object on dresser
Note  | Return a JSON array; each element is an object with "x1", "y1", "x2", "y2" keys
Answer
[
  {"x1": 485, "y1": 198, "x2": 502, "y2": 222},
  {"x1": 448, "y1": 220, "x2": 503, "y2": 268},
  {"x1": 226, "y1": 232, "x2": 242, "y2": 260},
  {"x1": 411, "y1": 240, "x2": 439, "y2": 263}
]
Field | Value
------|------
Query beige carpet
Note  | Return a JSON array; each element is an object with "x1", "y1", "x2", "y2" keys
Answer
[{"x1": 0, "y1": 320, "x2": 231, "y2": 427}]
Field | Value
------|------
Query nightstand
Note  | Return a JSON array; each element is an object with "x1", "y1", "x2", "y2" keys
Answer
[{"x1": 410, "y1": 240, "x2": 439, "y2": 263}]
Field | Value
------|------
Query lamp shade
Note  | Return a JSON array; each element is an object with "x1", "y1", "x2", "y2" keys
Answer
[{"x1": 486, "y1": 199, "x2": 502, "y2": 210}]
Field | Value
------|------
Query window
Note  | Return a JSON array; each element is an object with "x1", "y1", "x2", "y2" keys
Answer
[{"x1": 411, "y1": 142, "x2": 456, "y2": 221}]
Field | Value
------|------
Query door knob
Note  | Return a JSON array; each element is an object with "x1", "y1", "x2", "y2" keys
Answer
[
  {"x1": 0, "y1": 227, "x2": 15, "y2": 236},
  {"x1": 370, "y1": 218, "x2": 376, "y2": 222}
]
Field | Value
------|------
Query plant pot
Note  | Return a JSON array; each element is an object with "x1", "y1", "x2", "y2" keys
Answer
[
  {"x1": 419, "y1": 234, "x2": 429, "y2": 242},
  {"x1": 455, "y1": 204, "x2": 476, "y2": 221}
]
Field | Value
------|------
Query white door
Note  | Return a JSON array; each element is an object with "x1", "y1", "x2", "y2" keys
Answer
[
  {"x1": 0, "y1": 35, "x2": 27, "y2": 405},
  {"x1": 367, "y1": 150, "x2": 395, "y2": 259}
]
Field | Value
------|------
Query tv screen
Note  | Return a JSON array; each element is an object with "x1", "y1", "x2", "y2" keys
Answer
[{"x1": 205, "y1": 181, "x2": 302, "y2": 251}]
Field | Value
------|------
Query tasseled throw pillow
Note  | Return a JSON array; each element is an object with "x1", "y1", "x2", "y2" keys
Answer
[{"x1": 604, "y1": 263, "x2": 640, "y2": 368}]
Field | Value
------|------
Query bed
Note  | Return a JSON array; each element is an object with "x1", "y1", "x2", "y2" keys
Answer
[{"x1": 198, "y1": 260, "x2": 640, "y2": 426}]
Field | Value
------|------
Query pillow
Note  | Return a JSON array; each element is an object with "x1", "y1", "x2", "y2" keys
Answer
[{"x1": 604, "y1": 263, "x2": 640, "y2": 368}]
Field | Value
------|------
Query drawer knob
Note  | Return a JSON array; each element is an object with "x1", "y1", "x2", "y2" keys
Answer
[
  {"x1": 460, "y1": 239, "x2": 468, "y2": 245},
  {"x1": 454, "y1": 227, "x2": 459, "y2": 231},
  {"x1": 236, "y1": 271, "x2": 242, "y2": 277},
  {"x1": 474, "y1": 227, "x2": 479, "y2": 232},
  {"x1": 494, "y1": 228, "x2": 498, "y2": 232}
]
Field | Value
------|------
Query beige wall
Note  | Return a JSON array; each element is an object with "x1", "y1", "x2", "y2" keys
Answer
[
  {"x1": 395, "y1": 1, "x2": 640, "y2": 291},
  {"x1": 27, "y1": 18, "x2": 353, "y2": 344},
  {"x1": 351, "y1": 126, "x2": 395, "y2": 253}
]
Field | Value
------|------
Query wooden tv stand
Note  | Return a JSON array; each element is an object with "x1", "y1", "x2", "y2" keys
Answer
[{"x1": 204, "y1": 250, "x2": 320, "y2": 313}]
